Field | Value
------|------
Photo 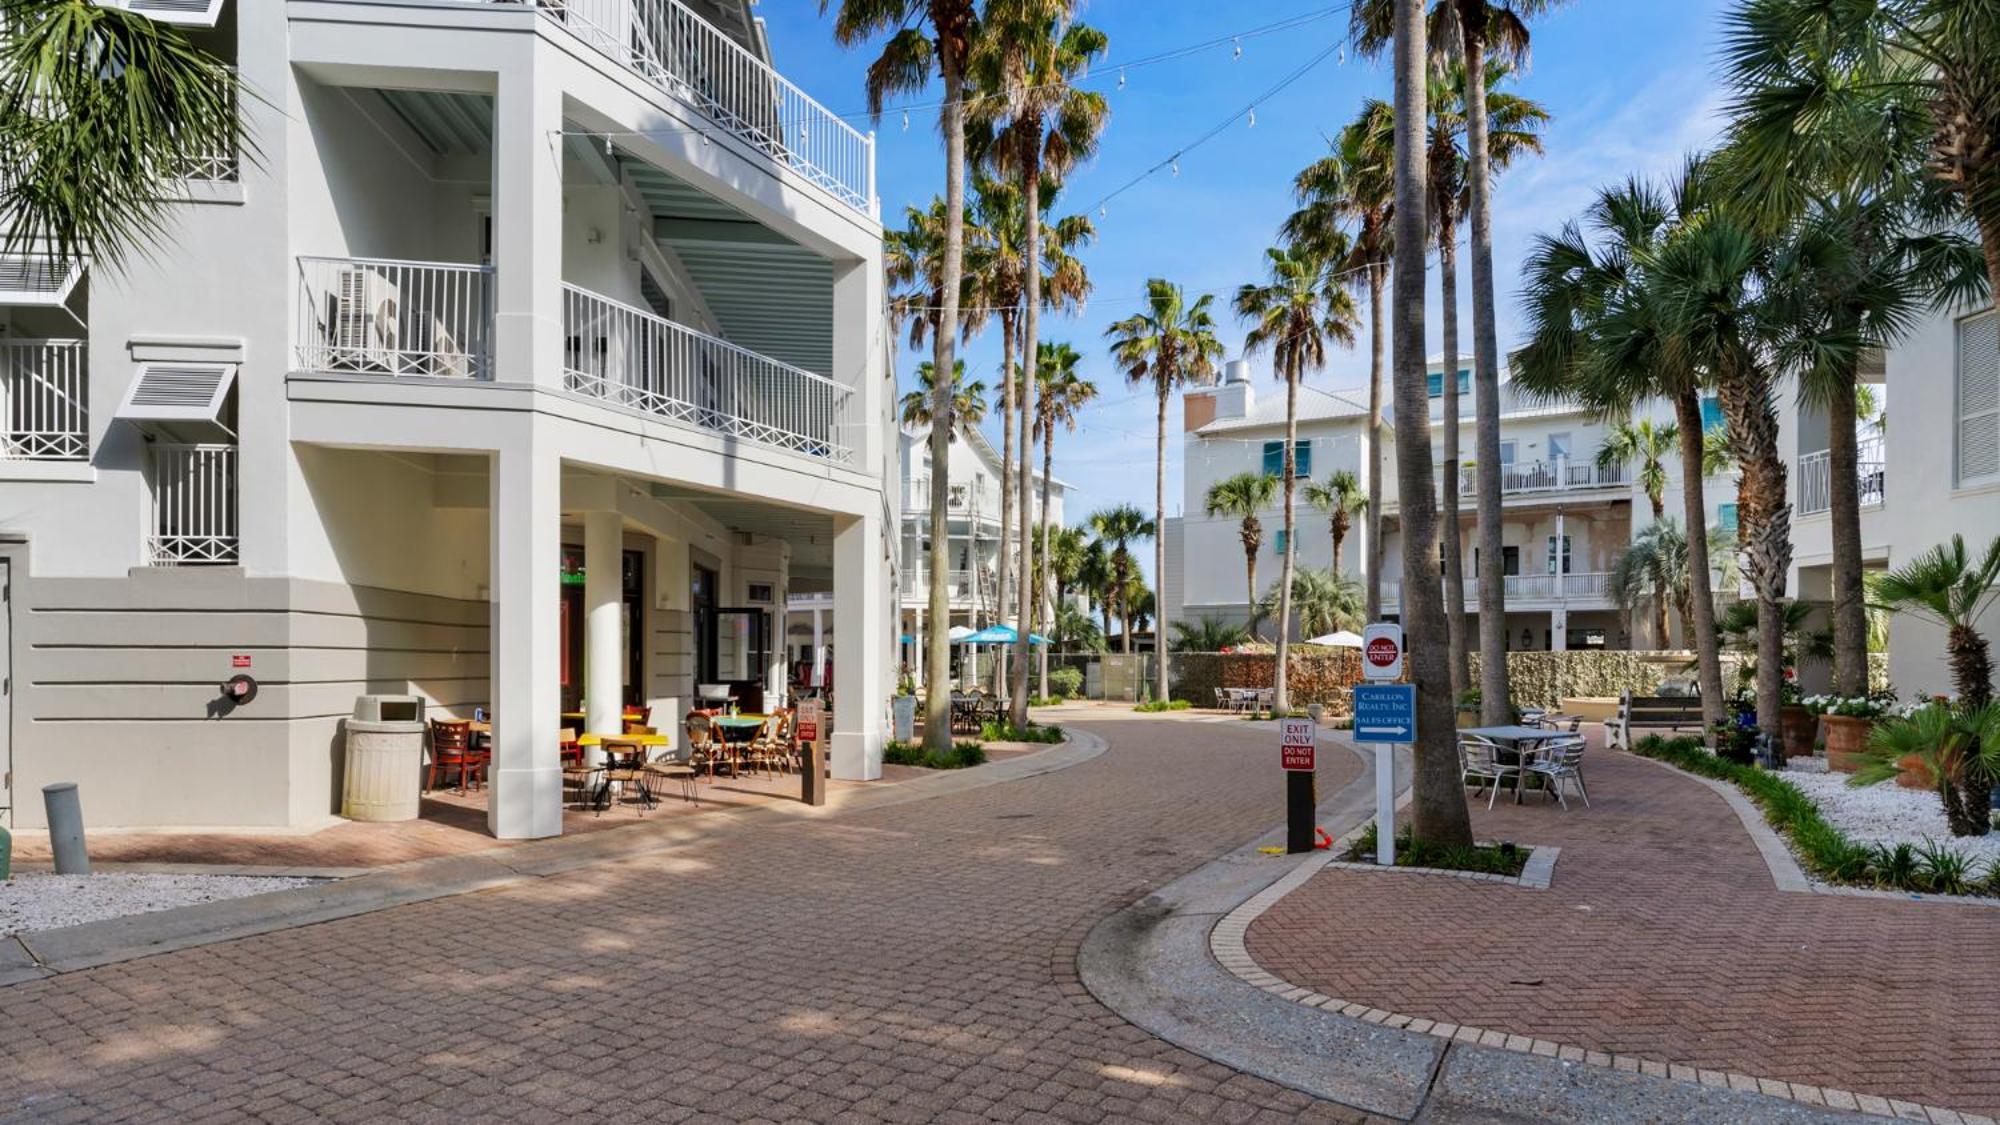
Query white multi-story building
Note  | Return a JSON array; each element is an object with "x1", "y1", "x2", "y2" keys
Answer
[
  {"x1": 1173, "y1": 357, "x2": 1736, "y2": 650},
  {"x1": 1783, "y1": 304, "x2": 2000, "y2": 699},
  {"x1": 0, "y1": 1, "x2": 898, "y2": 837}
]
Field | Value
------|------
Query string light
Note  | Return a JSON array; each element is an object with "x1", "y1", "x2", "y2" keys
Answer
[
  {"x1": 902, "y1": 109, "x2": 910, "y2": 132},
  {"x1": 1117, "y1": 68, "x2": 1126, "y2": 89},
  {"x1": 1247, "y1": 108, "x2": 1256, "y2": 128},
  {"x1": 1170, "y1": 157, "x2": 1180, "y2": 177},
  {"x1": 1338, "y1": 44, "x2": 1346, "y2": 65},
  {"x1": 1232, "y1": 37, "x2": 1243, "y2": 59}
]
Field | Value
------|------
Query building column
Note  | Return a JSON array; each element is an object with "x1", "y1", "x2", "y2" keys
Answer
[
  {"x1": 811, "y1": 605, "x2": 826, "y2": 687},
  {"x1": 583, "y1": 509, "x2": 624, "y2": 753},
  {"x1": 912, "y1": 605, "x2": 924, "y2": 688},
  {"x1": 1551, "y1": 607, "x2": 1569, "y2": 652},
  {"x1": 493, "y1": 55, "x2": 564, "y2": 389},
  {"x1": 489, "y1": 445, "x2": 562, "y2": 839},
  {"x1": 831, "y1": 511, "x2": 886, "y2": 780}
]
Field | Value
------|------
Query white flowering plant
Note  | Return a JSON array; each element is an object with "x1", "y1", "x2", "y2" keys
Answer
[{"x1": 1800, "y1": 691, "x2": 1897, "y2": 719}]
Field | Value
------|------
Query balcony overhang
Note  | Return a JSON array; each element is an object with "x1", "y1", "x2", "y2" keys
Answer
[{"x1": 100, "y1": 0, "x2": 228, "y2": 27}]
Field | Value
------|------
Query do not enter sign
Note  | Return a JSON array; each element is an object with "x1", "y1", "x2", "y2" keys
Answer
[
  {"x1": 1280, "y1": 717, "x2": 1316, "y2": 772},
  {"x1": 1362, "y1": 622, "x2": 1404, "y2": 681}
]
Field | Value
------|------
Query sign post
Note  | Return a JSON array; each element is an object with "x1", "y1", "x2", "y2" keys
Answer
[
  {"x1": 1280, "y1": 716, "x2": 1317, "y2": 853},
  {"x1": 797, "y1": 698, "x2": 827, "y2": 806},
  {"x1": 1352, "y1": 677, "x2": 1416, "y2": 869}
]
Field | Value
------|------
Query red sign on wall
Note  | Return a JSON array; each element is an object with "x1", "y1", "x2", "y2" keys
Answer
[{"x1": 231, "y1": 654, "x2": 252, "y2": 669}]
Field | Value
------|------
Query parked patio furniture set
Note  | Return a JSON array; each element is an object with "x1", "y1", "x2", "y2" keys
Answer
[
  {"x1": 1214, "y1": 687, "x2": 1275, "y2": 713},
  {"x1": 1459, "y1": 710, "x2": 1591, "y2": 811}
]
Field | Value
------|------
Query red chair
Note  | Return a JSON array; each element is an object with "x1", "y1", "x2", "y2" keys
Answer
[{"x1": 427, "y1": 719, "x2": 485, "y2": 793}]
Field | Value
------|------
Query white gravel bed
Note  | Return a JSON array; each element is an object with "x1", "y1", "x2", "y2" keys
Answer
[
  {"x1": 0, "y1": 873, "x2": 321, "y2": 936},
  {"x1": 1784, "y1": 770, "x2": 2000, "y2": 868}
]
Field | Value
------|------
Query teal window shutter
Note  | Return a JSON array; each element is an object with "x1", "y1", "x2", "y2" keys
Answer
[
  {"x1": 1262, "y1": 440, "x2": 1282, "y2": 476},
  {"x1": 1273, "y1": 529, "x2": 1288, "y2": 555},
  {"x1": 1426, "y1": 372, "x2": 1443, "y2": 397},
  {"x1": 1701, "y1": 395, "x2": 1724, "y2": 432},
  {"x1": 1294, "y1": 440, "x2": 1312, "y2": 480},
  {"x1": 1718, "y1": 503, "x2": 1738, "y2": 531}
]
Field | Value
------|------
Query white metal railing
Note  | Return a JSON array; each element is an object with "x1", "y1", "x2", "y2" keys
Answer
[
  {"x1": 150, "y1": 444, "x2": 237, "y2": 566},
  {"x1": 561, "y1": 283, "x2": 855, "y2": 462},
  {"x1": 905, "y1": 567, "x2": 992, "y2": 603},
  {"x1": 296, "y1": 257, "x2": 494, "y2": 380},
  {"x1": 1798, "y1": 437, "x2": 1886, "y2": 516},
  {"x1": 1440, "y1": 457, "x2": 1629, "y2": 499},
  {"x1": 1384, "y1": 571, "x2": 1613, "y2": 606},
  {"x1": 175, "y1": 67, "x2": 239, "y2": 182},
  {"x1": 0, "y1": 340, "x2": 87, "y2": 460},
  {"x1": 487, "y1": 0, "x2": 873, "y2": 212}
]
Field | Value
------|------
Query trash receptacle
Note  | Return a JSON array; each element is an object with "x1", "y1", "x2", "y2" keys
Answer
[{"x1": 343, "y1": 695, "x2": 427, "y2": 822}]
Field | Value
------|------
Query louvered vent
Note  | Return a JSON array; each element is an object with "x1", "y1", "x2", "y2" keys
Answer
[
  {"x1": 1958, "y1": 312, "x2": 1999, "y2": 486},
  {"x1": 0, "y1": 254, "x2": 81, "y2": 304},
  {"x1": 115, "y1": 0, "x2": 227, "y2": 27},
  {"x1": 117, "y1": 363, "x2": 236, "y2": 431}
]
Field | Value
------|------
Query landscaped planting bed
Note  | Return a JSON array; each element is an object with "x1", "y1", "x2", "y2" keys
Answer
[
  {"x1": 1, "y1": 872, "x2": 322, "y2": 936},
  {"x1": 1785, "y1": 770, "x2": 2000, "y2": 871}
]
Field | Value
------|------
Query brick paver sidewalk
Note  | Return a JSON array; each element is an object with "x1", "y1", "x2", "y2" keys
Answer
[
  {"x1": 0, "y1": 715, "x2": 1383, "y2": 1123},
  {"x1": 1247, "y1": 734, "x2": 2000, "y2": 1116}
]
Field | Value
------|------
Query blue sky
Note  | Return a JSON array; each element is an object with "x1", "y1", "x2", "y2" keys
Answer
[{"x1": 765, "y1": 1, "x2": 1733, "y2": 575}]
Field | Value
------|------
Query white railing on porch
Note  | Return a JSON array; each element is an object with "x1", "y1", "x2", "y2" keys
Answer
[
  {"x1": 561, "y1": 283, "x2": 855, "y2": 462},
  {"x1": 456, "y1": 0, "x2": 874, "y2": 212},
  {"x1": 1438, "y1": 457, "x2": 1629, "y2": 499},
  {"x1": 1797, "y1": 436, "x2": 1886, "y2": 517},
  {"x1": 1384, "y1": 571, "x2": 1614, "y2": 607},
  {"x1": 296, "y1": 257, "x2": 494, "y2": 380},
  {"x1": 0, "y1": 340, "x2": 87, "y2": 460},
  {"x1": 150, "y1": 444, "x2": 237, "y2": 566}
]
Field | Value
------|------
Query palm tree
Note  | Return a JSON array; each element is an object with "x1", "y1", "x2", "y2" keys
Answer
[
  {"x1": 899, "y1": 360, "x2": 988, "y2": 428},
  {"x1": 1257, "y1": 568, "x2": 1365, "y2": 640},
  {"x1": 0, "y1": 3, "x2": 249, "y2": 269},
  {"x1": 1287, "y1": 106, "x2": 1396, "y2": 623},
  {"x1": 1077, "y1": 535, "x2": 1114, "y2": 641},
  {"x1": 1087, "y1": 505, "x2": 1154, "y2": 654},
  {"x1": 1424, "y1": 59, "x2": 1549, "y2": 695},
  {"x1": 1304, "y1": 471, "x2": 1369, "y2": 576},
  {"x1": 1106, "y1": 280, "x2": 1223, "y2": 700},
  {"x1": 1204, "y1": 471, "x2": 1280, "y2": 635},
  {"x1": 969, "y1": 1, "x2": 1108, "y2": 727},
  {"x1": 1171, "y1": 616, "x2": 1251, "y2": 653},
  {"x1": 827, "y1": 0, "x2": 980, "y2": 752},
  {"x1": 1514, "y1": 167, "x2": 1732, "y2": 728},
  {"x1": 1035, "y1": 341, "x2": 1096, "y2": 694},
  {"x1": 1385, "y1": 0, "x2": 1475, "y2": 847},
  {"x1": 1859, "y1": 703, "x2": 1999, "y2": 837},
  {"x1": 1235, "y1": 247, "x2": 1360, "y2": 713},
  {"x1": 1596, "y1": 419, "x2": 1677, "y2": 523},
  {"x1": 1610, "y1": 519, "x2": 1690, "y2": 650},
  {"x1": 1721, "y1": 0, "x2": 2000, "y2": 317},
  {"x1": 1649, "y1": 209, "x2": 1793, "y2": 740}
]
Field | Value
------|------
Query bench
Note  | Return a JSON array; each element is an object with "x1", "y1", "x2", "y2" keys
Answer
[{"x1": 1607, "y1": 691, "x2": 1706, "y2": 750}]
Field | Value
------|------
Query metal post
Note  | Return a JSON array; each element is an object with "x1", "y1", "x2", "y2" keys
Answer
[
  {"x1": 1375, "y1": 744, "x2": 1396, "y2": 866},
  {"x1": 43, "y1": 783, "x2": 88, "y2": 875},
  {"x1": 1286, "y1": 770, "x2": 1316, "y2": 854}
]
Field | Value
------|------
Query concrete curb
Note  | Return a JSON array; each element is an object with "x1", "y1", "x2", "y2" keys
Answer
[
  {"x1": 5, "y1": 730, "x2": 1107, "y2": 981},
  {"x1": 1079, "y1": 732, "x2": 1874, "y2": 1124}
]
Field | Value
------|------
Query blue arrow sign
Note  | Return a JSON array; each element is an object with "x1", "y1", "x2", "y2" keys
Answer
[{"x1": 1352, "y1": 683, "x2": 1417, "y2": 744}]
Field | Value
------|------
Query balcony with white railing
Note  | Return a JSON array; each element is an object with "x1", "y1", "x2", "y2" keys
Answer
[
  {"x1": 1382, "y1": 571, "x2": 1615, "y2": 609},
  {"x1": 1796, "y1": 435, "x2": 1886, "y2": 517},
  {"x1": 1444, "y1": 457, "x2": 1630, "y2": 499},
  {"x1": 387, "y1": 0, "x2": 875, "y2": 213},
  {"x1": 1, "y1": 340, "x2": 88, "y2": 461},
  {"x1": 561, "y1": 283, "x2": 857, "y2": 463},
  {"x1": 902, "y1": 567, "x2": 995, "y2": 606},
  {"x1": 296, "y1": 257, "x2": 495, "y2": 380},
  {"x1": 151, "y1": 444, "x2": 238, "y2": 566}
]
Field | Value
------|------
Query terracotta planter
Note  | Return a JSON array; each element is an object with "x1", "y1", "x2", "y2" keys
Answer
[
  {"x1": 1822, "y1": 714, "x2": 1874, "y2": 773},
  {"x1": 1779, "y1": 704, "x2": 1817, "y2": 760},
  {"x1": 1455, "y1": 709, "x2": 1481, "y2": 730},
  {"x1": 1895, "y1": 753, "x2": 1937, "y2": 791}
]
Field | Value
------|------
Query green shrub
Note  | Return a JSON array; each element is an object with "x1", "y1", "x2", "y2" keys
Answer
[
  {"x1": 1048, "y1": 666, "x2": 1083, "y2": 699},
  {"x1": 1342, "y1": 823, "x2": 1529, "y2": 877},
  {"x1": 883, "y1": 739, "x2": 989, "y2": 769},
  {"x1": 980, "y1": 721, "x2": 1064, "y2": 743},
  {"x1": 1629, "y1": 734, "x2": 1994, "y2": 898},
  {"x1": 1134, "y1": 699, "x2": 1191, "y2": 713}
]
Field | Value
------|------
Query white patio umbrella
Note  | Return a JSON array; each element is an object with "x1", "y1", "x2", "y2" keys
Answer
[{"x1": 1305, "y1": 630, "x2": 1364, "y2": 648}]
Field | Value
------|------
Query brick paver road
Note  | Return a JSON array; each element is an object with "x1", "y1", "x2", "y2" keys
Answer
[
  {"x1": 1248, "y1": 736, "x2": 2000, "y2": 1116},
  {"x1": 0, "y1": 713, "x2": 1381, "y2": 1124}
]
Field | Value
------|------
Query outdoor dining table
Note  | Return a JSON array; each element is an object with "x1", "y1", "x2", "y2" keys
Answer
[
  {"x1": 1459, "y1": 725, "x2": 1569, "y2": 804},
  {"x1": 577, "y1": 731, "x2": 670, "y2": 810}
]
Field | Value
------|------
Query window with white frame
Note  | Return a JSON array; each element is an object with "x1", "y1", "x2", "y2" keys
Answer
[
  {"x1": 1959, "y1": 310, "x2": 1999, "y2": 487},
  {"x1": 1545, "y1": 534, "x2": 1572, "y2": 575}
]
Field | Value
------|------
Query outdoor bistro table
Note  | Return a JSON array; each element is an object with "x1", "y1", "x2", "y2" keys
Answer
[
  {"x1": 578, "y1": 731, "x2": 669, "y2": 810},
  {"x1": 708, "y1": 715, "x2": 768, "y2": 776},
  {"x1": 1458, "y1": 725, "x2": 1570, "y2": 804}
]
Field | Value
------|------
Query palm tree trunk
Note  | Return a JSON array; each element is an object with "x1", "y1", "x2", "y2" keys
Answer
[
  {"x1": 924, "y1": 60, "x2": 967, "y2": 753},
  {"x1": 1672, "y1": 390, "x2": 1728, "y2": 730},
  {"x1": 1826, "y1": 374, "x2": 1868, "y2": 696},
  {"x1": 1948, "y1": 622, "x2": 1994, "y2": 833},
  {"x1": 995, "y1": 311, "x2": 1016, "y2": 696},
  {"x1": 1439, "y1": 218, "x2": 1469, "y2": 700},
  {"x1": 1364, "y1": 265, "x2": 1386, "y2": 624},
  {"x1": 1654, "y1": 594, "x2": 1670, "y2": 652},
  {"x1": 1459, "y1": 10, "x2": 1510, "y2": 728},
  {"x1": 1153, "y1": 387, "x2": 1171, "y2": 705},
  {"x1": 1039, "y1": 416, "x2": 1055, "y2": 700},
  {"x1": 1332, "y1": 515, "x2": 1347, "y2": 574},
  {"x1": 1719, "y1": 367, "x2": 1792, "y2": 740},
  {"x1": 1274, "y1": 361, "x2": 1300, "y2": 714},
  {"x1": 1395, "y1": 0, "x2": 1472, "y2": 849},
  {"x1": 1244, "y1": 529, "x2": 1259, "y2": 635},
  {"x1": 1010, "y1": 155, "x2": 1040, "y2": 726}
]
